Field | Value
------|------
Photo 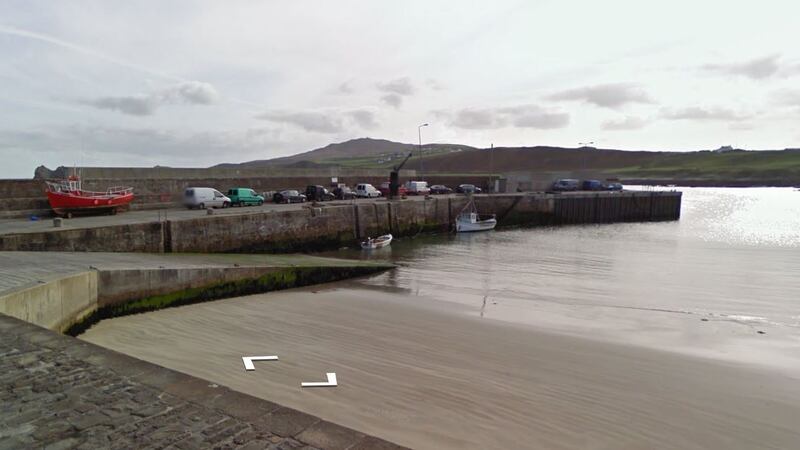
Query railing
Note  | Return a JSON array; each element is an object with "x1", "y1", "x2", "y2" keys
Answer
[
  {"x1": 45, "y1": 181, "x2": 133, "y2": 197},
  {"x1": 106, "y1": 186, "x2": 134, "y2": 195}
]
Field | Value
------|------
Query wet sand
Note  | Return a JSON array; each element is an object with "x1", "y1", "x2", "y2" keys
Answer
[{"x1": 82, "y1": 285, "x2": 800, "y2": 450}]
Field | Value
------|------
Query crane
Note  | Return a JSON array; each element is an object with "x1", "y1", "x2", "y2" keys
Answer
[{"x1": 389, "y1": 152, "x2": 413, "y2": 199}]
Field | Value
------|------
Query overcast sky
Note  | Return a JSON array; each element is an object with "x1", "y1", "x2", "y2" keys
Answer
[{"x1": 1, "y1": 0, "x2": 799, "y2": 178}]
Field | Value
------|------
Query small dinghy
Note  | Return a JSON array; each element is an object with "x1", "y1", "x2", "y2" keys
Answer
[
  {"x1": 361, "y1": 234, "x2": 393, "y2": 249},
  {"x1": 456, "y1": 199, "x2": 496, "y2": 232}
]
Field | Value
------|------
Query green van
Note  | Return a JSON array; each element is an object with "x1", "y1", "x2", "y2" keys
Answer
[{"x1": 226, "y1": 188, "x2": 265, "y2": 206}]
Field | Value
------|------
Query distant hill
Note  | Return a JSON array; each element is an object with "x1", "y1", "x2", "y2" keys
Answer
[
  {"x1": 214, "y1": 137, "x2": 475, "y2": 169},
  {"x1": 210, "y1": 138, "x2": 800, "y2": 185}
]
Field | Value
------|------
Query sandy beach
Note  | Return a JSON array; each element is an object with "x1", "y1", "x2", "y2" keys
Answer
[{"x1": 82, "y1": 284, "x2": 800, "y2": 449}]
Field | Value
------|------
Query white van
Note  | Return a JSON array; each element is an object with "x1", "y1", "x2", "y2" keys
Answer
[
  {"x1": 355, "y1": 183, "x2": 381, "y2": 198},
  {"x1": 405, "y1": 180, "x2": 430, "y2": 195},
  {"x1": 183, "y1": 187, "x2": 231, "y2": 209}
]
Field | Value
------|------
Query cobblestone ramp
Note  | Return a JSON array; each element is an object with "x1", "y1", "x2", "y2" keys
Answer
[{"x1": 0, "y1": 315, "x2": 406, "y2": 449}]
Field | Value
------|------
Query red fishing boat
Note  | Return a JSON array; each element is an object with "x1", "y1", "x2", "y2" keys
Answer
[{"x1": 45, "y1": 171, "x2": 134, "y2": 218}]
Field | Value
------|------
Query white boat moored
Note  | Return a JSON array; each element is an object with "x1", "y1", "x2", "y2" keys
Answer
[
  {"x1": 361, "y1": 233, "x2": 393, "y2": 249},
  {"x1": 456, "y1": 200, "x2": 497, "y2": 232}
]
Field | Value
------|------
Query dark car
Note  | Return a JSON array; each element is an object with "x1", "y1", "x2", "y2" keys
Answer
[
  {"x1": 305, "y1": 185, "x2": 335, "y2": 201},
  {"x1": 581, "y1": 180, "x2": 604, "y2": 191},
  {"x1": 456, "y1": 184, "x2": 482, "y2": 194},
  {"x1": 603, "y1": 182, "x2": 623, "y2": 191},
  {"x1": 273, "y1": 190, "x2": 307, "y2": 204},
  {"x1": 430, "y1": 184, "x2": 453, "y2": 195},
  {"x1": 332, "y1": 185, "x2": 356, "y2": 200},
  {"x1": 551, "y1": 179, "x2": 580, "y2": 191}
]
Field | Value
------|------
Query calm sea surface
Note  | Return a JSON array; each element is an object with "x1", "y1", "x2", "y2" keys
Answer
[{"x1": 326, "y1": 187, "x2": 800, "y2": 366}]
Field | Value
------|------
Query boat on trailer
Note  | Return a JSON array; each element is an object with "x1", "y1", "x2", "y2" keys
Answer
[
  {"x1": 361, "y1": 234, "x2": 393, "y2": 249},
  {"x1": 45, "y1": 170, "x2": 134, "y2": 218},
  {"x1": 456, "y1": 198, "x2": 497, "y2": 232}
]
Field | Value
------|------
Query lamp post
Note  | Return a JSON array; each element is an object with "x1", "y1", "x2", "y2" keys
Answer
[
  {"x1": 488, "y1": 143, "x2": 493, "y2": 193},
  {"x1": 578, "y1": 141, "x2": 595, "y2": 171},
  {"x1": 418, "y1": 123, "x2": 428, "y2": 177}
]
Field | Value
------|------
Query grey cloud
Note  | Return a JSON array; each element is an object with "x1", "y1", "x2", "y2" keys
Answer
[
  {"x1": 82, "y1": 81, "x2": 218, "y2": 116},
  {"x1": 377, "y1": 77, "x2": 415, "y2": 96},
  {"x1": 602, "y1": 116, "x2": 650, "y2": 130},
  {"x1": 770, "y1": 88, "x2": 800, "y2": 107},
  {"x1": 338, "y1": 81, "x2": 354, "y2": 94},
  {"x1": 85, "y1": 95, "x2": 157, "y2": 116},
  {"x1": 0, "y1": 125, "x2": 285, "y2": 161},
  {"x1": 729, "y1": 122, "x2": 755, "y2": 131},
  {"x1": 258, "y1": 111, "x2": 343, "y2": 133},
  {"x1": 499, "y1": 105, "x2": 570, "y2": 129},
  {"x1": 346, "y1": 109, "x2": 379, "y2": 129},
  {"x1": 426, "y1": 78, "x2": 445, "y2": 91},
  {"x1": 546, "y1": 83, "x2": 654, "y2": 108},
  {"x1": 452, "y1": 109, "x2": 496, "y2": 129},
  {"x1": 159, "y1": 81, "x2": 218, "y2": 104},
  {"x1": 702, "y1": 54, "x2": 781, "y2": 80},
  {"x1": 449, "y1": 104, "x2": 569, "y2": 130},
  {"x1": 257, "y1": 108, "x2": 378, "y2": 132},
  {"x1": 661, "y1": 106, "x2": 751, "y2": 121},
  {"x1": 381, "y1": 94, "x2": 403, "y2": 109}
]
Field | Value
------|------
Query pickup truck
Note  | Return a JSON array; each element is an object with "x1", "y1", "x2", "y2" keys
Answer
[{"x1": 226, "y1": 188, "x2": 264, "y2": 206}]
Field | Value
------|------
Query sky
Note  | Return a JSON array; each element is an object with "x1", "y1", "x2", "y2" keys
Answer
[{"x1": 1, "y1": 0, "x2": 799, "y2": 178}]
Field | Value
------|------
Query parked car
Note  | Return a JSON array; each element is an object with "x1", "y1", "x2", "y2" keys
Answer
[
  {"x1": 332, "y1": 185, "x2": 356, "y2": 200},
  {"x1": 551, "y1": 179, "x2": 580, "y2": 191},
  {"x1": 430, "y1": 184, "x2": 453, "y2": 195},
  {"x1": 183, "y1": 187, "x2": 231, "y2": 209},
  {"x1": 456, "y1": 184, "x2": 482, "y2": 194},
  {"x1": 603, "y1": 181, "x2": 623, "y2": 191},
  {"x1": 581, "y1": 180, "x2": 604, "y2": 191},
  {"x1": 405, "y1": 180, "x2": 431, "y2": 195},
  {"x1": 226, "y1": 188, "x2": 264, "y2": 206},
  {"x1": 305, "y1": 185, "x2": 335, "y2": 201},
  {"x1": 273, "y1": 190, "x2": 307, "y2": 204},
  {"x1": 355, "y1": 183, "x2": 381, "y2": 198},
  {"x1": 378, "y1": 181, "x2": 407, "y2": 197}
]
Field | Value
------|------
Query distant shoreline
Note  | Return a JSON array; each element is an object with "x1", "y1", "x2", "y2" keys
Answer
[{"x1": 621, "y1": 178, "x2": 800, "y2": 188}]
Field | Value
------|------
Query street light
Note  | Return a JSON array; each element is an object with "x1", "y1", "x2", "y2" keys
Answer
[
  {"x1": 418, "y1": 123, "x2": 429, "y2": 177},
  {"x1": 578, "y1": 141, "x2": 595, "y2": 171}
]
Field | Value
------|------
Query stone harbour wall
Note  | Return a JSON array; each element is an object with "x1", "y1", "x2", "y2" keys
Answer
[{"x1": 0, "y1": 192, "x2": 683, "y2": 253}]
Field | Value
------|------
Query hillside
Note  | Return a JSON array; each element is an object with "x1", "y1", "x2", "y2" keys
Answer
[
  {"x1": 214, "y1": 137, "x2": 475, "y2": 169},
  {"x1": 214, "y1": 138, "x2": 800, "y2": 185},
  {"x1": 404, "y1": 146, "x2": 800, "y2": 173}
]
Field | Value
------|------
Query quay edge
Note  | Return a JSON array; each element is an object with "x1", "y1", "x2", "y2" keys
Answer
[{"x1": 0, "y1": 191, "x2": 682, "y2": 253}]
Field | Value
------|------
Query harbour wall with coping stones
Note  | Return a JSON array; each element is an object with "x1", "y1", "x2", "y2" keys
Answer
[
  {"x1": 0, "y1": 264, "x2": 391, "y2": 334},
  {"x1": 0, "y1": 191, "x2": 683, "y2": 253}
]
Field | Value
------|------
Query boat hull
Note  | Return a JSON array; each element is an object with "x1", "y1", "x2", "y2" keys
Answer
[
  {"x1": 46, "y1": 191, "x2": 135, "y2": 215},
  {"x1": 361, "y1": 234, "x2": 393, "y2": 249},
  {"x1": 456, "y1": 218, "x2": 497, "y2": 232}
]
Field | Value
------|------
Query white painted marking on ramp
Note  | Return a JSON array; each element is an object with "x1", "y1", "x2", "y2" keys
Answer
[
  {"x1": 242, "y1": 355, "x2": 279, "y2": 371},
  {"x1": 301, "y1": 372, "x2": 337, "y2": 388}
]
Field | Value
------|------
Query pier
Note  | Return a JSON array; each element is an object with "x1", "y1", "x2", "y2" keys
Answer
[
  {"x1": 0, "y1": 191, "x2": 682, "y2": 253},
  {"x1": 0, "y1": 251, "x2": 401, "y2": 449}
]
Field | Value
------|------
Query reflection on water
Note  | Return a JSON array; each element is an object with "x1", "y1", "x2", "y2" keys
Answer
[{"x1": 329, "y1": 188, "x2": 800, "y2": 331}]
